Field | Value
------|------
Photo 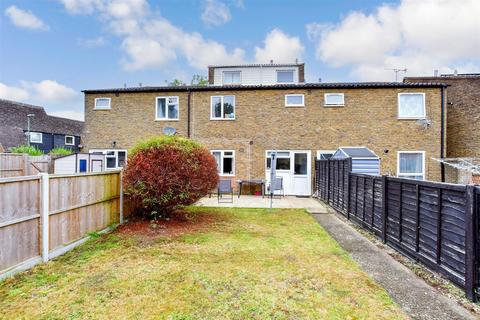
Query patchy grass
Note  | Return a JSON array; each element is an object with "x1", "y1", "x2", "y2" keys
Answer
[{"x1": 0, "y1": 208, "x2": 407, "y2": 319}]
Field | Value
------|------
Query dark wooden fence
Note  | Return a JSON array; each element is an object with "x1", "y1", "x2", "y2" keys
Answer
[{"x1": 315, "y1": 158, "x2": 480, "y2": 301}]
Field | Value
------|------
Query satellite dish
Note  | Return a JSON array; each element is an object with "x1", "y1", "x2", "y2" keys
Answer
[{"x1": 163, "y1": 127, "x2": 176, "y2": 136}]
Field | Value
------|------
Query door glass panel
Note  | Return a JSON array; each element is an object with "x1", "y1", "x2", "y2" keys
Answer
[
  {"x1": 294, "y1": 153, "x2": 308, "y2": 175},
  {"x1": 276, "y1": 158, "x2": 290, "y2": 170}
]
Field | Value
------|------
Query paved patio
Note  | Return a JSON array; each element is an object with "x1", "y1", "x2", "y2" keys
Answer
[{"x1": 196, "y1": 195, "x2": 328, "y2": 213}]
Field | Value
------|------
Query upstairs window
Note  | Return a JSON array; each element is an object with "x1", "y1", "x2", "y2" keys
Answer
[
  {"x1": 156, "y1": 96, "x2": 179, "y2": 120},
  {"x1": 285, "y1": 94, "x2": 304, "y2": 107},
  {"x1": 65, "y1": 135, "x2": 75, "y2": 146},
  {"x1": 211, "y1": 95, "x2": 235, "y2": 120},
  {"x1": 324, "y1": 93, "x2": 345, "y2": 107},
  {"x1": 398, "y1": 93, "x2": 425, "y2": 119},
  {"x1": 223, "y1": 71, "x2": 241, "y2": 85},
  {"x1": 398, "y1": 151, "x2": 425, "y2": 180},
  {"x1": 276, "y1": 70, "x2": 294, "y2": 83},
  {"x1": 211, "y1": 150, "x2": 235, "y2": 176},
  {"x1": 94, "y1": 98, "x2": 111, "y2": 110},
  {"x1": 29, "y1": 132, "x2": 42, "y2": 143}
]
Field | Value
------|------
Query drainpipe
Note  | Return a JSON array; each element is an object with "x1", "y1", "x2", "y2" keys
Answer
[
  {"x1": 440, "y1": 86, "x2": 446, "y2": 182},
  {"x1": 187, "y1": 89, "x2": 191, "y2": 138}
]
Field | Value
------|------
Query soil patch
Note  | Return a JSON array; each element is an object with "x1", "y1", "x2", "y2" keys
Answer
[{"x1": 115, "y1": 210, "x2": 224, "y2": 244}]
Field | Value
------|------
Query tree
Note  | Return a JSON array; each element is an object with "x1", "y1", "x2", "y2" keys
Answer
[
  {"x1": 191, "y1": 75, "x2": 208, "y2": 86},
  {"x1": 169, "y1": 79, "x2": 185, "y2": 86},
  {"x1": 123, "y1": 136, "x2": 219, "y2": 219}
]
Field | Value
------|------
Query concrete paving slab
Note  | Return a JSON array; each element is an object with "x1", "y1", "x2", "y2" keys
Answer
[
  {"x1": 196, "y1": 195, "x2": 328, "y2": 212},
  {"x1": 313, "y1": 213, "x2": 476, "y2": 320}
]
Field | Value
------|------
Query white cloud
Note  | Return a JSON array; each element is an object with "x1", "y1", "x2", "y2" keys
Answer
[
  {"x1": 4, "y1": 6, "x2": 49, "y2": 31},
  {"x1": 58, "y1": 0, "x2": 103, "y2": 14},
  {"x1": 309, "y1": 0, "x2": 480, "y2": 80},
  {"x1": 77, "y1": 36, "x2": 106, "y2": 48},
  {"x1": 21, "y1": 80, "x2": 78, "y2": 103},
  {"x1": 201, "y1": 0, "x2": 231, "y2": 27},
  {"x1": 49, "y1": 110, "x2": 84, "y2": 121},
  {"x1": 255, "y1": 29, "x2": 304, "y2": 64},
  {"x1": 0, "y1": 83, "x2": 30, "y2": 101}
]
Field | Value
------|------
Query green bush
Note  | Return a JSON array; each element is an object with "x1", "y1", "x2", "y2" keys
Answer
[
  {"x1": 10, "y1": 145, "x2": 44, "y2": 156},
  {"x1": 49, "y1": 147, "x2": 73, "y2": 156}
]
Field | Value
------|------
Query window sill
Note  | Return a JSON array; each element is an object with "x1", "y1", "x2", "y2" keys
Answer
[
  {"x1": 210, "y1": 118, "x2": 236, "y2": 121},
  {"x1": 65, "y1": 144, "x2": 75, "y2": 146},
  {"x1": 155, "y1": 119, "x2": 179, "y2": 121},
  {"x1": 323, "y1": 104, "x2": 345, "y2": 108},
  {"x1": 397, "y1": 117, "x2": 426, "y2": 120},
  {"x1": 93, "y1": 108, "x2": 111, "y2": 110},
  {"x1": 285, "y1": 105, "x2": 305, "y2": 108},
  {"x1": 220, "y1": 174, "x2": 235, "y2": 177}
]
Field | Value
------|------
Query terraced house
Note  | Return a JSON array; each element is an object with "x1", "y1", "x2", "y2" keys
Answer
[{"x1": 83, "y1": 63, "x2": 447, "y2": 195}]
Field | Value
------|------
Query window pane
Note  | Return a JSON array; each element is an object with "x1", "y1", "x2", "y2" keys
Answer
[
  {"x1": 65, "y1": 136, "x2": 73, "y2": 144},
  {"x1": 30, "y1": 132, "x2": 41, "y2": 143},
  {"x1": 276, "y1": 158, "x2": 290, "y2": 170},
  {"x1": 399, "y1": 94, "x2": 424, "y2": 117},
  {"x1": 106, "y1": 151, "x2": 115, "y2": 155},
  {"x1": 118, "y1": 151, "x2": 126, "y2": 167},
  {"x1": 223, "y1": 96, "x2": 235, "y2": 118},
  {"x1": 224, "y1": 71, "x2": 240, "y2": 84},
  {"x1": 157, "y1": 98, "x2": 166, "y2": 118},
  {"x1": 294, "y1": 153, "x2": 308, "y2": 175},
  {"x1": 95, "y1": 98, "x2": 110, "y2": 108},
  {"x1": 266, "y1": 158, "x2": 271, "y2": 169},
  {"x1": 286, "y1": 95, "x2": 303, "y2": 105},
  {"x1": 223, "y1": 157, "x2": 233, "y2": 174},
  {"x1": 212, "y1": 97, "x2": 222, "y2": 118},
  {"x1": 277, "y1": 71, "x2": 294, "y2": 83},
  {"x1": 106, "y1": 157, "x2": 116, "y2": 168},
  {"x1": 212, "y1": 152, "x2": 221, "y2": 172},
  {"x1": 325, "y1": 94, "x2": 344, "y2": 105},
  {"x1": 168, "y1": 103, "x2": 178, "y2": 119},
  {"x1": 319, "y1": 153, "x2": 333, "y2": 160},
  {"x1": 399, "y1": 153, "x2": 423, "y2": 174}
]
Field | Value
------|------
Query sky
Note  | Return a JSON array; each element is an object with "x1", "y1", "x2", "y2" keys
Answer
[{"x1": 0, "y1": 0, "x2": 479, "y2": 121}]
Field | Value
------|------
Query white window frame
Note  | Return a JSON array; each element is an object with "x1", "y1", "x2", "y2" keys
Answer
[
  {"x1": 276, "y1": 69, "x2": 295, "y2": 83},
  {"x1": 398, "y1": 93, "x2": 426, "y2": 119},
  {"x1": 29, "y1": 132, "x2": 42, "y2": 143},
  {"x1": 94, "y1": 98, "x2": 111, "y2": 110},
  {"x1": 89, "y1": 149, "x2": 127, "y2": 170},
  {"x1": 211, "y1": 150, "x2": 235, "y2": 176},
  {"x1": 64, "y1": 135, "x2": 75, "y2": 146},
  {"x1": 222, "y1": 71, "x2": 241, "y2": 85},
  {"x1": 155, "y1": 96, "x2": 179, "y2": 121},
  {"x1": 317, "y1": 150, "x2": 336, "y2": 160},
  {"x1": 397, "y1": 151, "x2": 425, "y2": 181},
  {"x1": 285, "y1": 94, "x2": 305, "y2": 107},
  {"x1": 265, "y1": 151, "x2": 292, "y2": 171},
  {"x1": 324, "y1": 93, "x2": 345, "y2": 107},
  {"x1": 210, "y1": 95, "x2": 236, "y2": 120}
]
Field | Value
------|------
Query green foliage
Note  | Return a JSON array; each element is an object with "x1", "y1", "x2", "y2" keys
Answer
[
  {"x1": 49, "y1": 147, "x2": 73, "y2": 156},
  {"x1": 169, "y1": 79, "x2": 185, "y2": 86},
  {"x1": 129, "y1": 135, "x2": 202, "y2": 157},
  {"x1": 10, "y1": 145, "x2": 44, "y2": 156},
  {"x1": 191, "y1": 74, "x2": 208, "y2": 86}
]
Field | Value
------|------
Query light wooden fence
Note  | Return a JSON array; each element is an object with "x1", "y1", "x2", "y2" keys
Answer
[
  {"x1": 0, "y1": 171, "x2": 124, "y2": 279},
  {"x1": 0, "y1": 153, "x2": 51, "y2": 178}
]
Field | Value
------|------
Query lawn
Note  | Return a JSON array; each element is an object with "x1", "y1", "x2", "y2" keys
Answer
[{"x1": 0, "y1": 208, "x2": 407, "y2": 319}]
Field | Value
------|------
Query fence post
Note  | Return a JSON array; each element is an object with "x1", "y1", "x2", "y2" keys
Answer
[
  {"x1": 345, "y1": 158, "x2": 352, "y2": 219},
  {"x1": 326, "y1": 159, "x2": 330, "y2": 204},
  {"x1": 39, "y1": 173, "x2": 49, "y2": 263},
  {"x1": 23, "y1": 154, "x2": 29, "y2": 176},
  {"x1": 381, "y1": 175, "x2": 388, "y2": 243},
  {"x1": 119, "y1": 171, "x2": 124, "y2": 224},
  {"x1": 465, "y1": 185, "x2": 477, "y2": 301}
]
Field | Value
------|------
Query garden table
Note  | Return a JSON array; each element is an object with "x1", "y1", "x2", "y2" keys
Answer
[{"x1": 237, "y1": 179, "x2": 265, "y2": 198}]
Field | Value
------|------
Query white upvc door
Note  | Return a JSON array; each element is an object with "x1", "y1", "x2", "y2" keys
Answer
[{"x1": 265, "y1": 150, "x2": 311, "y2": 196}]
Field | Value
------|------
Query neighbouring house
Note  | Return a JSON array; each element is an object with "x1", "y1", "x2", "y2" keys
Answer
[
  {"x1": 82, "y1": 63, "x2": 447, "y2": 195},
  {"x1": 52, "y1": 153, "x2": 105, "y2": 174},
  {"x1": 0, "y1": 99, "x2": 84, "y2": 154},
  {"x1": 405, "y1": 73, "x2": 480, "y2": 184}
]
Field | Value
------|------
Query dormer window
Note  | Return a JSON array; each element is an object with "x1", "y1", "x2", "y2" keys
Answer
[
  {"x1": 223, "y1": 71, "x2": 241, "y2": 85},
  {"x1": 276, "y1": 70, "x2": 294, "y2": 83}
]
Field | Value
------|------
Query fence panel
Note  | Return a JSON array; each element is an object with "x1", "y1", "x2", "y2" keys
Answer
[
  {"x1": 0, "y1": 153, "x2": 50, "y2": 178},
  {"x1": 0, "y1": 176, "x2": 41, "y2": 271},
  {"x1": 314, "y1": 158, "x2": 479, "y2": 301},
  {"x1": 0, "y1": 171, "x2": 123, "y2": 279}
]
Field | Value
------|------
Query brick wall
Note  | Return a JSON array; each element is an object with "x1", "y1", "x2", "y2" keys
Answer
[{"x1": 84, "y1": 86, "x2": 444, "y2": 184}]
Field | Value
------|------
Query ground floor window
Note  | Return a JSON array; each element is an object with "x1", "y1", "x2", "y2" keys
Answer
[
  {"x1": 211, "y1": 150, "x2": 235, "y2": 176},
  {"x1": 266, "y1": 151, "x2": 291, "y2": 170},
  {"x1": 29, "y1": 132, "x2": 42, "y2": 143},
  {"x1": 397, "y1": 151, "x2": 425, "y2": 180},
  {"x1": 89, "y1": 149, "x2": 127, "y2": 170}
]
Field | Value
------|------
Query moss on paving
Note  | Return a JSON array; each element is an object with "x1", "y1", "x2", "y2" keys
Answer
[{"x1": 0, "y1": 208, "x2": 407, "y2": 319}]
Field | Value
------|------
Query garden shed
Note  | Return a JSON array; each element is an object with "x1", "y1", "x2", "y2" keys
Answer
[
  {"x1": 332, "y1": 147, "x2": 380, "y2": 175},
  {"x1": 53, "y1": 153, "x2": 105, "y2": 174}
]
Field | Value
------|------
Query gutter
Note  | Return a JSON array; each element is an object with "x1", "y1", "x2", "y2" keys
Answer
[{"x1": 440, "y1": 86, "x2": 446, "y2": 182}]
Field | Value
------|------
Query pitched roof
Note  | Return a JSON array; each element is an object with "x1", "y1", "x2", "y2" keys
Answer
[
  {"x1": 334, "y1": 147, "x2": 379, "y2": 159},
  {"x1": 208, "y1": 63, "x2": 304, "y2": 68},
  {"x1": 0, "y1": 99, "x2": 84, "y2": 149},
  {"x1": 83, "y1": 81, "x2": 447, "y2": 94}
]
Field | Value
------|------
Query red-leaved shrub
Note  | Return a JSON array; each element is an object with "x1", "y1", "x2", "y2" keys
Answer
[{"x1": 123, "y1": 136, "x2": 219, "y2": 219}]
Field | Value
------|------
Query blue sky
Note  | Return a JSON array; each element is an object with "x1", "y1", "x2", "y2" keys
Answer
[{"x1": 1, "y1": 0, "x2": 479, "y2": 120}]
